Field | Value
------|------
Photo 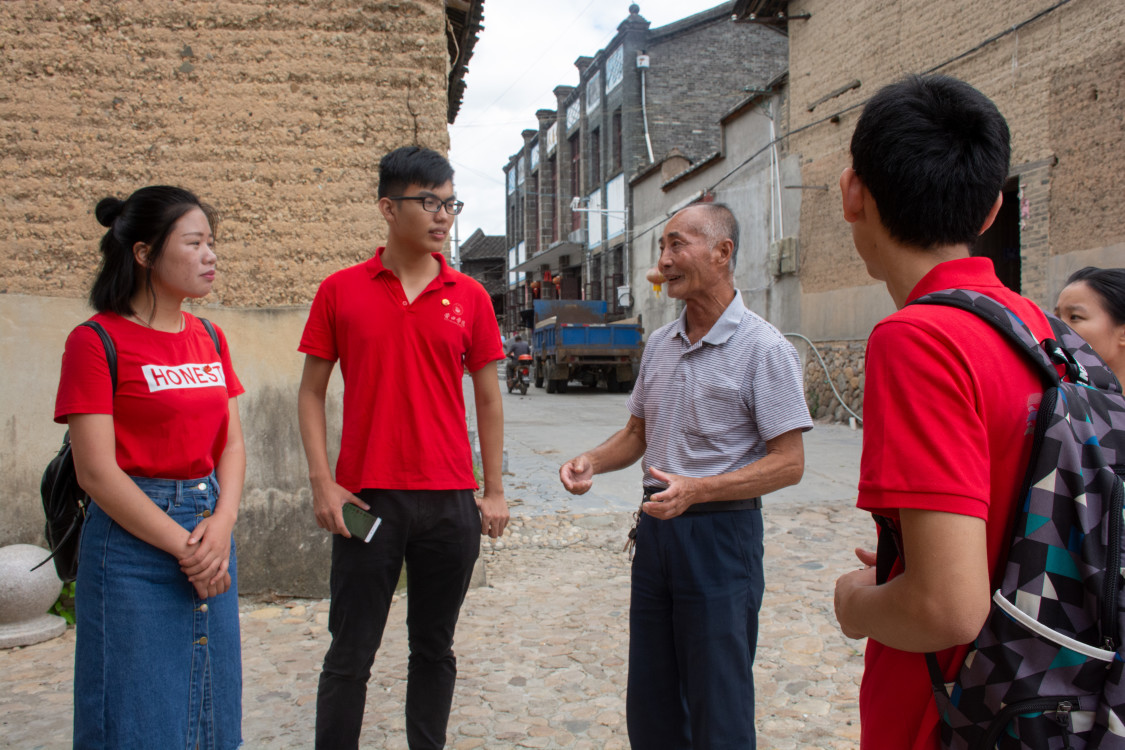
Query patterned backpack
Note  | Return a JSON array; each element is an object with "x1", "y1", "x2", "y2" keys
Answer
[{"x1": 881, "y1": 289, "x2": 1125, "y2": 749}]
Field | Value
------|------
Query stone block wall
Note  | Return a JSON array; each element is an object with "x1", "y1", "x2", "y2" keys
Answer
[
  {"x1": 802, "y1": 340, "x2": 864, "y2": 423},
  {"x1": 1, "y1": 0, "x2": 451, "y2": 307}
]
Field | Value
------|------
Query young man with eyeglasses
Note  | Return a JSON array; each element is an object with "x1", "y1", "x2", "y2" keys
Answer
[{"x1": 298, "y1": 145, "x2": 507, "y2": 749}]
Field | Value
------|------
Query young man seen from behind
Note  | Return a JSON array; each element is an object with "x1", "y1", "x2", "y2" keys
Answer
[
  {"x1": 298, "y1": 146, "x2": 508, "y2": 750},
  {"x1": 832, "y1": 75, "x2": 1054, "y2": 749}
]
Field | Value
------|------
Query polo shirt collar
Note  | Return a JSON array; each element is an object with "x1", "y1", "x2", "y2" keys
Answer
[
  {"x1": 365, "y1": 247, "x2": 457, "y2": 285},
  {"x1": 907, "y1": 257, "x2": 1002, "y2": 303},
  {"x1": 673, "y1": 290, "x2": 746, "y2": 347}
]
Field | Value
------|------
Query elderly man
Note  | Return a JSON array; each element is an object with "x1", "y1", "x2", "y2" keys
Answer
[{"x1": 560, "y1": 203, "x2": 811, "y2": 749}]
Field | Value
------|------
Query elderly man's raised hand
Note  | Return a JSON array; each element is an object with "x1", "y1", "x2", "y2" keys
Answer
[{"x1": 560, "y1": 454, "x2": 594, "y2": 495}]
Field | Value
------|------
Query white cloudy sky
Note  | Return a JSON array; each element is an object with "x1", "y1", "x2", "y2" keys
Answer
[{"x1": 448, "y1": 0, "x2": 723, "y2": 247}]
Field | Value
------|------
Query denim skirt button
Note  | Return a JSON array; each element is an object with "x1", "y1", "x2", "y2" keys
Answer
[
  {"x1": 197, "y1": 482, "x2": 207, "y2": 491},
  {"x1": 199, "y1": 603, "x2": 208, "y2": 612},
  {"x1": 198, "y1": 636, "x2": 208, "y2": 645},
  {"x1": 201, "y1": 509, "x2": 212, "y2": 518}
]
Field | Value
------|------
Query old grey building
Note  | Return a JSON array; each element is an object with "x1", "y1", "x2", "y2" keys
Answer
[
  {"x1": 502, "y1": 2, "x2": 787, "y2": 333},
  {"x1": 458, "y1": 228, "x2": 507, "y2": 326}
]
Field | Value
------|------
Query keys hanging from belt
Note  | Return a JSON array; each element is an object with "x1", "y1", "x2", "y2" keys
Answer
[{"x1": 623, "y1": 509, "x2": 640, "y2": 559}]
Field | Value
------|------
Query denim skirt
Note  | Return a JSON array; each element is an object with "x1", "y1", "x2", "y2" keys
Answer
[{"x1": 73, "y1": 474, "x2": 242, "y2": 749}]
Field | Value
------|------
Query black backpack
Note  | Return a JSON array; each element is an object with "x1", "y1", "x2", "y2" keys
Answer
[
  {"x1": 876, "y1": 289, "x2": 1125, "y2": 749},
  {"x1": 34, "y1": 318, "x2": 221, "y2": 582}
]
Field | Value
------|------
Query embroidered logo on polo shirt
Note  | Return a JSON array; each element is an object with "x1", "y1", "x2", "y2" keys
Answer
[
  {"x1": 443, "y1": 301, "x2": 467, "y2": 329},
  {"x1": 142, "y1": 362, "x2": 226, "y2": 392}
]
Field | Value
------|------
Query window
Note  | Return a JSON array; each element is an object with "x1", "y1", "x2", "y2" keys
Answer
[
  {"x1": 566, "y1": 98, "x2": 581, "y2": 130},
  {"x1": 612, "y1": 109, "x2": 622, "y2": 173},
  {"x1": 589, "y1": 128, "x2": 601, "y2": 191},
  {"x1": 606, "y1": 46, "x2": 624, "y2": 93},
  {"x1": 607, "y1": 174, "x2": 625, "y2": 240},
  {"x1": 587, "y1": 189, "x2": 603, "y2": 247},
  {"x1": 506, "y1": 168, "x2": 515, "y2": 195},
  {"x1": 586, "y1": 71, "x2": 602, "y2": 114},
  {"x1": 569, "y1": 134, "x2": 582, "y2": 231},
  {"x1": 546, "y1": 122, "x2": 558, "y2": 155},
  {"x1": 547, "y1": 155, "x2": 558, "y2": 243},
  {"x1": 517, "y1": 156, "x2": 525, "y2": 186},
  {"x1": 529, "y1": 140, "x2": 539, "y2": 172}
]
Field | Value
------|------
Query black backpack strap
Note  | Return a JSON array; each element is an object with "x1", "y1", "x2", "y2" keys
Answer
[
  {"x1": 198, "y1": 317, "x2": 222, "y2": 355},
  {"x1": 909, "y1": 290, "x2": 1060, "y2": 387},
  {"x1": 80, "y1": 321, "x2": 117, "y2": 393}
]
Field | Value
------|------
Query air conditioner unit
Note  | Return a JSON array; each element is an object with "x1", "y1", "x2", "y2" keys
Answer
[
  {"x1": 616, "y1": 285, "x2": 633, "y2": 308},
  {"x1": 568, "y1": 228, "x2": 588, "y2": 246}
]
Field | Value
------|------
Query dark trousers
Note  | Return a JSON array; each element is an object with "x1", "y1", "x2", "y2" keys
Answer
[
  {"x1": 315, "y1": 489, "x2": 480, "y2": 750},
  {"x1": 626, "y1": 509, "x2": 765, "y2": 750}
]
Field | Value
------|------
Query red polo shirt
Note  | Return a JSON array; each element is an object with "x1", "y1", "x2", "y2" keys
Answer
[
  {"x1": 299, "y1": 248, "x2": 503, "y2": 492},
  {"x1": 857, "y1": 257, "x2": 1052, "y2": 749}
]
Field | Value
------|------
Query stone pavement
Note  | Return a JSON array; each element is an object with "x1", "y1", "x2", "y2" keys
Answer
[
  {"x1": 0, "y1": 423, "x2": 873, "y2": 748},
  {"x1": 0, "y1": 503, "x2": 871, "y2": 749}
]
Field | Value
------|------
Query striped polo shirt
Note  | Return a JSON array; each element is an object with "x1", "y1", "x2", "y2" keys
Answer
[{"x1": 628, "y1": 291, "x2": 812, "y2": 490}]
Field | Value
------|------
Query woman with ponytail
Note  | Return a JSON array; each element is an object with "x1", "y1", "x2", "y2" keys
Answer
[{"x1": 54, "y1": 186, "x2": 245, "y2": 748}]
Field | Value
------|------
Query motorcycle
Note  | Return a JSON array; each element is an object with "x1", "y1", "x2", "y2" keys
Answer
[{"x1": 506, "y1": 353, "x2": 532, "y2": 395}]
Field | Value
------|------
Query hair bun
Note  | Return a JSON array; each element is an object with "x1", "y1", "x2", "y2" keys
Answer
[{"x1": 94, "y1": 197, "x2": 125, "y2": 227}]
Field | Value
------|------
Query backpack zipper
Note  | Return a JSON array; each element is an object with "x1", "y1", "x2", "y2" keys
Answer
[
  {"x1": 976, "y1": 697, "x2": 1084, "y2": 749},
  {"x1": 1102, "y1": 474, "x2": 1123, "y2": 651}
]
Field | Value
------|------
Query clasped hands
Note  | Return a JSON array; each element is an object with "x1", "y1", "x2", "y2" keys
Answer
[{"x1": 179, "y1": 513, "x2": 235, "y2": 600}]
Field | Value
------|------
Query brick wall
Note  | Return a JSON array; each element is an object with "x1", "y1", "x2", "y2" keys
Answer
[
  {"x1": 782, "y1": 0, "x2": 1125, "y2": 421},
  {"x1": 1, "y1": 0, "x2": 451, "y2": 307},
  {"x1": 646, "y1": 18, "x2": 787, "y2": 164},
  {"x1": 787, "y1": 0, "x2": 1125, "y2": 301}
]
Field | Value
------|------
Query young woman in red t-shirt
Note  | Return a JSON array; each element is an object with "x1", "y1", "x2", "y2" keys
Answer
[{"x1": 54, "y1": 186, "x2": 246, "y2": 748}]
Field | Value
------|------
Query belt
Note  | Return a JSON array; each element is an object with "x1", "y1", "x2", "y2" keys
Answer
[{"x1": 642, "y1": 486, "x2": 762, "y2": 513}]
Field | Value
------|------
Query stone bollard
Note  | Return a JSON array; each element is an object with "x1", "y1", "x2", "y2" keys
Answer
[{"x1": 0, "y1": 544, "x2": 67, "y2": 648}]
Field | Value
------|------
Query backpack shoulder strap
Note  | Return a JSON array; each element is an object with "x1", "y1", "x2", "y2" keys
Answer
[
  {"x1": 197, "y1": 317, "x2": 222, "y2": 355},
  {"x1": 79, "y1": 321, "x2": 117, "y2": 393},
  {"x1": 908, "y1": 289, "x2": 1060, "y2": 387},
  {"x1": 1044, "y1": 314, "x2": 1123, "y2": 393}
]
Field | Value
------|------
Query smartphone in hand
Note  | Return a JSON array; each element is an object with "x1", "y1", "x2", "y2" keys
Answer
[{"x1": 342, "y1": 503, "x2": 382, "y2": 542}]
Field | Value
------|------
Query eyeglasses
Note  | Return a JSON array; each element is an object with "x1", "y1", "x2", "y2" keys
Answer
[{"x1": 387, "y1": 195, "x2": 465, "y2": 215}]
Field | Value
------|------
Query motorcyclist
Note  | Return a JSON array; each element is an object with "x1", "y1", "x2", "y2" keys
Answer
[{"x1": 505, "y1": 334, "x2": 531, "y2": 382}]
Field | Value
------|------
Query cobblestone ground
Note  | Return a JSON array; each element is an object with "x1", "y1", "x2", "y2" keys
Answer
[{"x1": 0, "y1": 501, "x2": 872, "y2": 749}]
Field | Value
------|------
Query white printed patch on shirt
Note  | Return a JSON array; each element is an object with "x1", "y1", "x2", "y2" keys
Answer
[{"x1": 142, "y1": 362, "x2": 226, "y2": 392}]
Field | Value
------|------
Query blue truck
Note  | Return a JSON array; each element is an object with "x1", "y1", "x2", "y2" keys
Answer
[{"x1": 530, "y1": 300, "x2": 644, "y2": 393}]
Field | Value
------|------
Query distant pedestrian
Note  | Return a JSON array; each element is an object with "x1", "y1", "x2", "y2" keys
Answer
[
  {"x1": 1055, "y1": 266, "x2": 1125, "y2": 384},
  {"x1": 55, "y1": 185, "x2": 245, "y2": 748},
  {"x1": 560, "y1": 202, "x2": 811, "y2": 749},
  {"x1": 298, "y1": 146, "x2": 508, "y2": 749},
  {"x1": 832, "y1": 75, "x2": 1051, "y2": 748}
]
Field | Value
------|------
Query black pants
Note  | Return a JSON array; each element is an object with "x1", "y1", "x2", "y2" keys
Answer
[{"x1": 315, "y1": 489, "x2": 480, "y2": 750}]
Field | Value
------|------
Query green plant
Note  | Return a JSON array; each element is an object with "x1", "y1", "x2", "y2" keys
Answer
[{"x1": 52, "y1": 581, "x2": 76, "y2": 625}]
